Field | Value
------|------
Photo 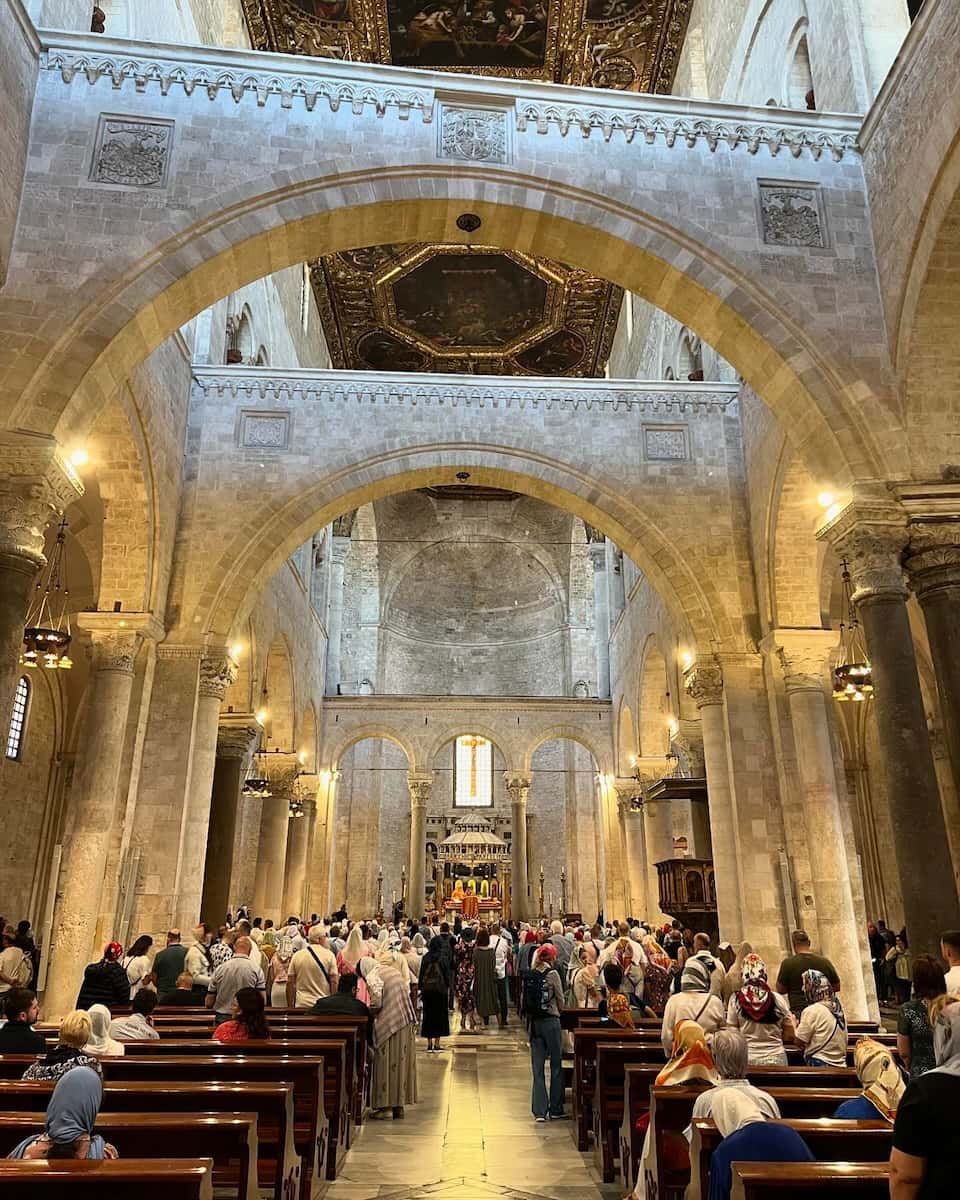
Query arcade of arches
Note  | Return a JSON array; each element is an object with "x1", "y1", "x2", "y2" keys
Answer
[{"x1": 1, "y1": 0, "x2": 960, "y2": 1040}]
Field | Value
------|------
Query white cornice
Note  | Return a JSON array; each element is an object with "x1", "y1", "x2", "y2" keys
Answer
[
  {"x1": 37, "y1": 30, "x2": 861, "y2": 158},
  {"x1": 322, "y1": 694, "x2": 611, "y2": 713},
  {"x1": 8, "y1": 0, "x2": 41, "y2": 58}
]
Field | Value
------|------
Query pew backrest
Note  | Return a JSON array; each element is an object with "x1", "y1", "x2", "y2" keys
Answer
[
  {"x1": 730, "y1": 1162, "x2": 890, "y2": 1198},
  {"x1": 0, "y1": 1157, "x2": 215, "y2": 1198}
]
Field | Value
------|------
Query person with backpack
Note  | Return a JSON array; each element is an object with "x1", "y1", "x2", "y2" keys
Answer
[
  {"x1": 524, "y1": 943, "x2": 566, "y2": 1122},
  {"x1": 419, "y1": 935, "x2": 451, "y2": 1051},
  {"x1": 0, "y1": 926, "x2": 33, "y2": 994}
]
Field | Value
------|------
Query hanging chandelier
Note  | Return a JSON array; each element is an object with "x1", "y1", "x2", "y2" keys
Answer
[
  {"x1": 20, "y1": 519, "x2": 73, "y2": 670},
  {"x1": 289, "y1": 772, "x2": 306, "y2": 819},
  {"x1": 242, "y1": 740, "x2": 272, "y2": 799},
  {"x1": 832, "y1": 559, "x2": 873, "y2": 702}
]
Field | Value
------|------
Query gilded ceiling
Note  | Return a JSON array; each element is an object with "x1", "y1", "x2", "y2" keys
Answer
[{"x1": 242, "y1": 0, "x2": 692, "y2": 375}]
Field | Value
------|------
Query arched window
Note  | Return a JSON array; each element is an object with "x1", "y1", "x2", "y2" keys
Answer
[
  {"x1": 5, "y1": 677, "x2": 30, "y2": 760},
  {"x1": 787, "y1": 35, "x2": 815, "y2": 110},
  {"x1": 454, "y1": 734, "x2": 493, "y2": 807}
]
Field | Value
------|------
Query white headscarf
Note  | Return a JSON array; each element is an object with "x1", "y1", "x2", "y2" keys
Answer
[
  {"x1": 711, "y1": 1088, "x2": 770, "y2": 1138},
  {"x1": 340, "y1": 925, "x2": 364, "y2": 969},
  {"x1": 83, "y1": 1005, "x2": 124, "y2": 1057},
  {"x1": 931, "y1": 999, "x2": 960, "y2": 1079}
]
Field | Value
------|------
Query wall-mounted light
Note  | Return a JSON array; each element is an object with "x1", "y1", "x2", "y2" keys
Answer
[
  {"x1": 817, "y1": 491, "x2": 835, "y2": 509},
  {"x1": 69, "y1": 447, "x2": 89, "y2": 468}
]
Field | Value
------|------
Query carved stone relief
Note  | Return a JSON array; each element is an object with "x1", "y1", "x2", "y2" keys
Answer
[
  {"x1": 90, "y1": 116, "x2": 173, "y2": 189},
  {"x1": 239, "y1": 411, "x2": 290, "y2": 450},
  {"x1": 643, "y1": 425, "x2": 688, "y2": 461},
  {"x1": 438, "y1": 106, "x2": 509, "y2": 164},
  {"x1": 758, "y1": 183, "x2": 825, "y2": 248}
]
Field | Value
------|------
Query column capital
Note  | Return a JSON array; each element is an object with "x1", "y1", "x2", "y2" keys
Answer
[
  {"x1": 407, "y1": 771, "x2": 433, "y2": 807},
  {"x1": 816, "y1": 489, "x2": 909, "y2": 602},
  {"x1": 613, "y1": 777, "x2": 643, "y2": 813},
  {"x1": 503, "y1": 772, "x2": 532, "y2": 803},
  {"x1": 199, "y1": 653, "x2": 239, "y2": 700},
  {"x1": 0, "y1": 431, "x2": 84, "y2": 566},
  {"x1": 683, "y1": 662, "x2": 723, "y2": 708},
  {"x1": 900, "y1": 486, "x2": 960, "y2": 597},
  {"x1": 263, "y1": 752, "x2": 301, "y2": 795},
  {"x1": 77, "y1": 611, "x2": 164, "y2": 675},
  {"x1": 762, "y1": 628, "x2": 838, "y2": 693},
  {"x1": 216, "y1": 714, "x2": 261, "y2": 761}
]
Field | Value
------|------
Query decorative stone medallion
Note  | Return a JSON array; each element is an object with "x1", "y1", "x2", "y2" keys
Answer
[
  {"x1": 90, "y1": 115, "x2": 174, "y2": 188},
  {"x1": 643, "y1": 424, "x2": 688, "y2": 461},
  {"x1": 758, "y1": 182, "x2": 825, "y2": 248},
  {"x1": 239, "y1": 410, "x2": 290, "y2": 450},
  {"x1": 438, "y1": 105, "x2": 510, "y2": 164}
]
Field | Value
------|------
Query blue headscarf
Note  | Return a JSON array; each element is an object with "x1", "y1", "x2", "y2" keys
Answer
[{"x1": 8, "y1": 1066, "x2": 107, "y2": 1159}]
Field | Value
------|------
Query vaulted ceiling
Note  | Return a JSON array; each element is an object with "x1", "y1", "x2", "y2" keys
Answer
[{"x1": 242, "y1": 0, "x2": 694, "y2": 375}]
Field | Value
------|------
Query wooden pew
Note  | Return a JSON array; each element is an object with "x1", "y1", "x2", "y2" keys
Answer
[
  {"x1": 0, "y1": 1158, "x2": 214, "y2": 1198},
  {"x1": 691, "y1": 1118, "x2": 893, "y2": 1200},
  {"x1": 0, "y1": 1079, "x2": 299, "y2": 1200},
  {"x1": 644, "y1": 1084, "x2": 862, "y2": 1200},
  {"x1": 0, "y1": 1111, "x2": 258, "y2": 1200},
  {"x1": 731, "y1": 1162, "x2": 890, "y2": 1198}
]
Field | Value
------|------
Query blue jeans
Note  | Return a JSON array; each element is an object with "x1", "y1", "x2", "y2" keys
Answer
[{"x1": 529, "y1": 1015, "x2": 564, "y2": 1117}]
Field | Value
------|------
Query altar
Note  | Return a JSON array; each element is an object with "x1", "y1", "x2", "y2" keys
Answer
[{"x1": 434, "y1": 816, "x2": 512, "y2": 921}]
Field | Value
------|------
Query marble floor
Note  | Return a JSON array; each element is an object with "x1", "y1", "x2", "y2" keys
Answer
[{"x1": 320, "y1": 1023, "x2": 622, "y2": 1200}]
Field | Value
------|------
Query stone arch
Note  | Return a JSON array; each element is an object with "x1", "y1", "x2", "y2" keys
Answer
[
  {"x1": 223, "y1": 619, "x2": 255, "y2": 713},
  {"x1": 427, "y1": 726, "x2": 517, "y2": 772},
  {"x1": 769, "y1": 450, "x2": 827, "y2": 629},
  {"x1": 262, "y1": 637, "x2": 295, "y2": 752},
  {"x1": 522, "y1": 725, "x2": 613, "y2": 776},
  {"x1": 785, "y1": 21, "x2": 815, "y2": 109},
  {"x1": 638, "y1": 639, "x2": 671, "y2": 758},
  {"x1": 8, "y1": 166, "x2": 885, "y2": 486},
  {"x1": 618, "y1": 702, "x2": 637, "y2": 775},
  {"x1": 324, "y1": 724, "x2": 417, "y2": 773}
]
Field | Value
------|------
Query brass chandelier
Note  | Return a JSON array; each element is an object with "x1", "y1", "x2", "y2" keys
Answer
[
  {"x1": 832, "y1": 559, "x2": 873, "y2": 702},
  {"x1": 20, "y1": 519, "x2": 73, "y2": 670}
]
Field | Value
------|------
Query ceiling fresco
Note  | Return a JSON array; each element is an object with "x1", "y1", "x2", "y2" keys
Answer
[{"x1": 242, "y1": 0, "x2": 692, "y2": 375}]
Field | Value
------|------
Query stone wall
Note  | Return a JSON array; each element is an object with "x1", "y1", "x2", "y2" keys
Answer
[{"x1": 0, "y1": 2, "x2": 37, "y2": 289}]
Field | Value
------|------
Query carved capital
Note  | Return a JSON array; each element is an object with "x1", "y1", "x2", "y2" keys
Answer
[
  {"x1": 613, "y1": 777, "x2": 643, "y2": 812},
  {"x1": 503, "y1": 773, "x2": 532, "y2": 805},
  {"x1": 216, "y1": 714, "x2": 261, "y2": 762},
  {"x1": 78, "y1": 612, "x2": 164, "y2": 676},
  {"x1": 763, "y1": 629, "x2": 837, "y2": 694},
  {"x1": 0, "y1": 432, "x2": 84, "y2": 565},
  {"x1": 905, "y1": 520, "x2": 960, "y2": 599},
  {"x1": 816, "y1": 492, "x2": 908, "y2": 602},
  {"x1": 199, "y1": 654, "x2": 238, "y2": 700},
  {"x1": 263, "y1": 752, "x2": 301, "y2": 795},
  {"x1": 407, "y1": 772, "x2": 433, "y2": 808},
  {"x1": 683, "y1": 663, "x2": 723, "y2": 708}
]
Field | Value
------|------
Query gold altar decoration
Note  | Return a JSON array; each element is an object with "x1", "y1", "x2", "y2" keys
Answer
[{"x1": 435, "y1": 815, "x2": 511, "y2": 920}]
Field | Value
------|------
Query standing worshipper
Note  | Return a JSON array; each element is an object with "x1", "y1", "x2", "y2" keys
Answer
[
  {"x1": 473, "y1": 928, "x2": 500, "y2": 1029},
  {"x1": 337, "y1": 925, "x2": 365, "y2": 976},
  {"x1": 455, "y1": 926, "x2": 481, "y2": 1032},
  {"x1": 370, "y1": 952, "x2": 418, "y2": 1119},
  {"x1": 400, "y1": 936, "x2": 421, "y2": 982},
  {"x1": 206, "y1": 935, "x2": 266, "y2": 1022},
  {"x1": 525, "y1": 943, "x2": 565, "y2": 1122},
  {"x1": 286, "y1": 926, "x2": 339, "y2": 1009},
  {"x1": 890, "y1": 997, "x2": 960, "y2": 1198},
  {"x1": 833, "y1": 1037, "x2": 905, "y2": 1120},
  {"x1": 120, "y1": 935, "x2": 153, "y2": 997},
  {"x1": 794, "y1": 968, "x2": 847, "y2": 1066},
  {"x1": 774, "y1": 928, "x2": 839, "y2": 1015},
  {"x1": 640, "y1": 932, "x2": 673, "y2": 1015},
  {"x1": 569, "y1": 942, "x2": 601, "y2": 1009},
  {"x1": 152, "y1": 929, "x2": 188, "y2": 1002},
  {"x1": 419, "y1": 936, "x2": 451, "y2": 1052},
  {"x1": 83, "y1": 1005, "x2": 124, "y2": 1057},
  {"x1": 7, "y1": 1066, "x2": 118, "y2": 1160},
  {"x1": 76, "y1": 943, "x2": 130, "y2": 1010},
  {"x1": 898, "y1": 954, "x2": 948, "y2": 1078},
  {"x1": 725, "y1": 953, "x2": 795, "y2": 1065}
]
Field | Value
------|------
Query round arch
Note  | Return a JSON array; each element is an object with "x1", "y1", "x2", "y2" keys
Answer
[
  {"x1": 262, "y1": 637, "x2": 296, "y2": 752},
  {"x1": 426, "y1": 725, "x2": 517, "y2": 771},
  {"x1": 323, "y1": 725, "x2": 417, "y2": 774},
  {"x1": 9, "y1": 168, "x2": 885, "y2": 486},
  {"x1": 522, "y1": 724, "x2": 612, "y2": 775},
  {"x1": 638, "y1": 638, "x2": 670, "y2": 758}
]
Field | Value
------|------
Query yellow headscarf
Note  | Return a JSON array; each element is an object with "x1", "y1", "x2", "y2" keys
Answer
[
  {"x1": 655, "y1": 1019, "x2": 719, "y2": 1087},
  {"x1": 854, "y1": 1037, "x2": 904, "y2": 1121}
]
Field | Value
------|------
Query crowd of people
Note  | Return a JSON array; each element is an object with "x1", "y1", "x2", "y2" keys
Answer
[{"x1": 2, "y1": 904, "x2": 960, "y2": 1196}]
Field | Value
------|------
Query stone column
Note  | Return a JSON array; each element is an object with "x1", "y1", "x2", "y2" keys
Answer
[
  {"x1": 587, "y1": 541, "x2": 610, "y2": 698},
  {"x1": 43, "y1": 612, "x2": 161, "y2": 1017},
  {"x1": 0, "y1": 433, "x2": 83, "y2": 733},
  {"x1": 505, "y1": 773, "x2": 531, "y2": 921},
  {"x1": 768, "y1": 629, "x2": 870, "y2": 1019},
  {"x1": 284, "y1": 788, "x2": 316, "y2": 918},
  {"x1": 820, "y1": 498, "x2": 960, "y2": 951},
  {"x1": 173, "y1": 654, "x2": 237, "y2": 930},
  {"x1": 684, "y1": 663, "x2": 743, "y2": 943},
  {"x1": 307, "y1": 769, "x2": 340, "y2": 918},
  {"x1": 407, "y1": 773, "x2": 431, "y2": 921},
  {"x1": 324, "y1": 536, "x2": 350, "y2": 695},
  {"x1": 615, "y1": 781, "x2": 649, "y2": 920},
  {"x1": 200, "y1": 714, "x2": 259, "y2": 926},
  {"x1": 607, "y1": 542, "x2": 626, "y2": 619},
  {"x1": 253, "y1": 753, "x2": 298, "y2": 920}
]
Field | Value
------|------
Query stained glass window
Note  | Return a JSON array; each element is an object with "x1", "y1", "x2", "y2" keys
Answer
[{"x1": 454, "y1": 735, "x2": 493, "y2": 807}]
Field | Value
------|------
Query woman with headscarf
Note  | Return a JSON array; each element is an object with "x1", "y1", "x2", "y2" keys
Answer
[
  {"x1": 890, "y1": 996, "x2": 960, "y2": 1198},
  {"x1": 419, "y1": 936, "x2": 451, "y2": 1051},
  {"x1": 641, "y1": 933, "x2": 674, "y2": 1015},
  {"x1": 399, "y1": 936, "x2": 421, "y2": 982},
  {"x1": 7, "y1": 1065, "x2": 118, "y2": 1160},
  {"x1": 660, "y1": 955, "x2": 726, "y2": 1054},
  {"x1": 82, "y1": 1004, "x2": 124, "y2": 1058},
  {"x1": 455, "y1": 926, "x2": 480, "y2": 1032},
  {"x1": 369, "y1": 950, "x2": 419, "y2": 1119},
  {"x1": 833, "y1": 1037, "x2": 905, "y2": 1120},
  {"x1": 705, "y1": 1088, "x2": 814, "y2": 1200},
  {"x1": 358, "y1": 956, "x2": 384, "y2": 1011},
  {"x1": 338, "y1": 925, "x2": 365, "y2": 975},
  {"x1": 630, "y1": 1021, "x2": 719, "y2": 1199},
  {"x1": 75, "y1": 942, "x2": 130, "y2": 1009},
  {"x1": 725, "y1": 953, "x2": 795, "y2": 1065},
  {"x1": 795, "y1": 967, "x2": 847, "y2": 1066},
  {"x1": 569, "y1": 941, "x2": 601, "y2": 1009},
  {"x1": 22, "y1": 1011, "x2": 101, "y2": 1082}
]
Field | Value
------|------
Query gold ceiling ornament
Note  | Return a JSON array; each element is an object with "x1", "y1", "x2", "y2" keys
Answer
[{"x1": 240, "y1": 0, "x2": 694, "y2": 92}]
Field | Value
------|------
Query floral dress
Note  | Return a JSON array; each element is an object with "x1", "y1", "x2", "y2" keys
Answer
[
  {"x1": 454, "y1": 942, "x2": 476, "y2": 1015},
  {"x1": 897, "y1": 998, "x2": 936, "y2": 1078}
]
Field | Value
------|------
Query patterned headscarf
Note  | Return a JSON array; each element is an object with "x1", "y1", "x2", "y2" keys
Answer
[
  {"x1": 680, "y1": 953, "x2": 713, "y2": 993},
  {"x1": 642, "y1": 933, "x2": 671, "y2": 972},
  {"x1": 735, "y1": 953, "x2": 776, "y2": 1024},
  {"x1": 605, "y1": 990, "x2": 635, "y2": 1030},
  {"x1": 102, "y1": 942, "x2": 123, "y2": 963},
  {"x1": 802, "y1": 968, "x2": 844, "y2": 1021},
  {"x1": 655, "y1": 1019, "x2": 719, "y2": 1088},
  {"x1": 931, "y1": 997, "x2": 960, "y2": 1079},
  {"x1": 613, "y1": 938, "x2": 634, "y2": 968},
  {"x1": 853, "y1": 1038, "x2": 905, "y2": 1121}
]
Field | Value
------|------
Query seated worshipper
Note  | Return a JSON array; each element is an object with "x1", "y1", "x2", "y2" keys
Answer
[
  {"x1": 23, "y1": 1010, "x2": 101, "y2": 1081},
  {"x1": 691, "y1": 1029, "x2": 781, "y2": 1127},
  {"x1": 725, "y1": 953, "x2": 795, "y2": 1065},
  {"x1": 0, "y1": 925, "x2": 32, "y2": 992},
  {"x1": 419, "y1": 938, "x2": 452, "y2": 1052},
  {"x1": 631, "y1": 1020, "x2": 719, "y2": 1199},
  {"x1": 165, "y1": 971, "x2": 201, "y2": 1007},
  {"x1": 76, "y1": 942, "x2": 131, "y2": 1009},
  {"x1": 794, "y1": 968, "x2": 847, "y2": 1066},
  {"x1": 706, "y1": 1088, "x2": 814, "y2": 1200},
  {"x1": 83, "y1": 1004, "x2": 124, "y2": 1057},
  {"x1": 0, "y1": 988, "x2": 45, "y2": 1053},
  {"x1": 641, "y1": 932, "x2": 674, "y2": 1015},
  {"x1": 473, "y1": 927, "x2": 500, "y2": 1028},
  {"x1": 213, "y1": 986, "x2": 270, "y2": 1042},
  {"x1": 120, "y1": 935, "x2": 153, "y2": 997},
  {"x1": 108, "y1": 988, "x2": 159, "y2": 1041},
  {"x1": 370, "y1": 949, "x2": 418, "y2": 1119},
  {"x1": 7, "y1": 1065, "x2": 118, "y2": 1160},
  {"x1": 569, "y1": 942, "x2": 601, "y2": 1009},
  {"x1": 891, "y1": 997, "x2": 960, "y2": 1199},
  {"x1": 311, "y1": 973, "x2": 374, "y2": 1045},
  {"x1": 286, "y1": 926, "x2": 339, "y2": 1009},
  {"x1": 598, "y1": 962, "x2": 636, "y2": 1029},
  {"x1": 206, "y1": 935, "x2": 266, "y2": 1022},
  {"x1": 661, "y1": 955, "x2": 726, "y2": 1054},
  {"x1": 833, "y1": 1037, "x2": 905, "y2": 1121},
  {"x1": 897, "y1": 953, "x2": 946, "y2": 1079}
]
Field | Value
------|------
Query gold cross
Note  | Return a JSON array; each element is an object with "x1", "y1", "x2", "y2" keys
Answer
[{"x1": 461, "y1": 735, "x2": 486, "y2": 799}]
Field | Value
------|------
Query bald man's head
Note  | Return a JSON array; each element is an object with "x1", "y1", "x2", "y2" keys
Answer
[{"x1": 234, "y1": 936, "x2": 252, "y2": 957}]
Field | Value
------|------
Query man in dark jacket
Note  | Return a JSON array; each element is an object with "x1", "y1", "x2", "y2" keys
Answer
[
  {"x1": 76, "y1": 941, "x2": 131, "y2": 1009},
  {"x1": 153, "y1": 929, "x2": 189, "y2": 1001},
  {"x1": 0, "y1": 989, "x2": 45, "y2": 1052},
  {"x1": 309, "y1": 973, "x2": 373, "y2": 1045}
]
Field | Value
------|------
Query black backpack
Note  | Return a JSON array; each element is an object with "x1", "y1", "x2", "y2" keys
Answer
[
  {"x1": 521, "y1": 968, "x2": 551, "y2": 1019},
  {"x1": 420, "y1": 959, "x2": 447, "y2": 996}
]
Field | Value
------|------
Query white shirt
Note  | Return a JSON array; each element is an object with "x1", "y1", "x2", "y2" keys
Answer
[
  {"x1": 122, "y1": 955, "x2": 151, "y2": 997},
  {"x1": 796, "y1": 1001, "x2": 847, "y2": 1065},
  {"x1": 725, "y1": 992, "x2": 794, "y2": 1064},
  {"x1": 689, "y1": 1080, "x2": 781, "y2": 1138},
  {"x1": 661, "y1": 991, "x2": 726, "y2": 1054},
  {"x1": 944, "y1": 964, "x2": 960, "y2": 994},
  {"x1": 0, "y1": 947, "x2": 26, "y2": 993},
  {"x1": 109, "y1": 1013, "x2": 159, "y2": 1042},
  {"x1": 289, "y1": 944, "x2": 338, "y2": 1007},
  {"x1": 490, "y1": 934, "x2": 509, "y2": 980}
]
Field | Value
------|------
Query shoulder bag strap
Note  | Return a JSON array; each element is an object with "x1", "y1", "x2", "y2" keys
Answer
[{"x1": 306, "y1": 945, "x2": 331, "y2": 985}]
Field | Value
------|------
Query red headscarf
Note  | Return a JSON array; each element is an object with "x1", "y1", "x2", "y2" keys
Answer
[
  {"x1": 103, "y1": 942, "x2": 123, "y2": 963},
  {"x1": 536, "y1": 944, "x2": 557, "y2": 964}
]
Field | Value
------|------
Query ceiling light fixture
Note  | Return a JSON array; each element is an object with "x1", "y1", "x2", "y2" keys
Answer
[
  {"x1": 20, "y1": 518, "x2": 73, "y2": 670},
  {"x1": 832, "y1": 559, "x2": 873, "y2": 703}
]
